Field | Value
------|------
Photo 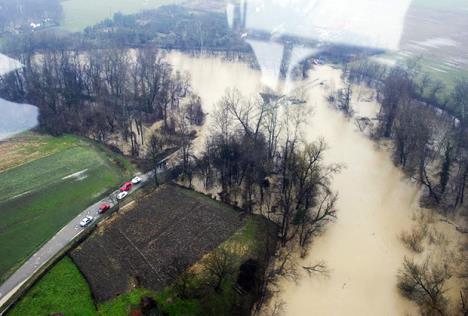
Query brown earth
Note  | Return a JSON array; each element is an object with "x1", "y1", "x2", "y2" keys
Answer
[{"x1": 70, "y1": 185, "x2": 245, "y2": 302}]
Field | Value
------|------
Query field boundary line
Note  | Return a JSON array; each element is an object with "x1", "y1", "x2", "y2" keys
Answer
[{"x1": 117, "y1": 228, "x2": 164, "y2": 283}]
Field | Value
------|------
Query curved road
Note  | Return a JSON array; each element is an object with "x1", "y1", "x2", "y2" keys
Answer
[{"x1": 0, "y1": 170, "x2": 158, "y2": 314}]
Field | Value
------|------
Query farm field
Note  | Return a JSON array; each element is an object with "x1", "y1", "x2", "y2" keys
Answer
[
  {"x1": 7, "y1": 186, "x2": 274, "y2": 316},
  {"x1": 70, "y1": 185, "x2": 245, "y2": 302},
  {"x1": 61, "y1": 0, "x2": 183, "y2": 32},
  {"x1": 0, "y1": 133, "x2": 133, "y2": 281},
  {"x1": 97, "y1": 216, "x2": 272, "y2": 316}
]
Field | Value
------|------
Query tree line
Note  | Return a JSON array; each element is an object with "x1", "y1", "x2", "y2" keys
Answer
[
  {"x1": 1, "y1": 5, "x2": 250, "y2": 56},
  {"x1": 345, "y1": 60, "x2": 468, "y2": 212},
  {"x1": 341, "y1": 60, "x2": 468, "y2": 316},
  {"x1": 162, "y1": 89, "x2": 339, "y2": 313}
]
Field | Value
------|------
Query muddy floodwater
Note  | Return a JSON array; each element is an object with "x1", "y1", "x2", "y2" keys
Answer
[
  {"x1": 167, "y1": 50, "x2": 462, "y2": 315},
  {"x1": 280, "y1": 66, "x2": 421, "y2": 315},
  {"x1": 169, "y1": 52, "x2": 431, "y2": 314}
]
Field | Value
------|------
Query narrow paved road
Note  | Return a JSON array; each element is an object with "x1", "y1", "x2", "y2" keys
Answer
[{"x1": 0, "y1": 169, "x2": 158, "y2": 313}]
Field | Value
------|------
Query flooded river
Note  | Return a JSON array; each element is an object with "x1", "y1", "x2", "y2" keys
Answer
[
  {"x1": 278, "y1": 66, "x2": 420, "y2": 315},
  {"x1": 168, "y1": 52, "x2": 466, "y2": 315}
]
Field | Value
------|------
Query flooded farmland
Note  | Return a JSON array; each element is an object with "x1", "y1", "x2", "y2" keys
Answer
[{"x1": 168, "y1": 51, "x2": 464, "y2": 315}]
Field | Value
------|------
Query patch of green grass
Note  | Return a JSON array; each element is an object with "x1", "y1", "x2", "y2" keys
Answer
[
  {"x1": 98, "y1": 288, "x2": 155, "y2": 316},
  {"x1": 60, "y1": 0, "x2": 183, "y2": 32},
  {"x1": 0, "y1": 137, "x2": 134, "y2": 281},
  {"x1": 7, "y1": 257, "x2": 96, "y2": 316}
]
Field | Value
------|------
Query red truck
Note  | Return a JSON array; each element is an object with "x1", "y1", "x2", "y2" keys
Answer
[{"x1": 120, "y1": 182, "x2": 132, "y2": 192}]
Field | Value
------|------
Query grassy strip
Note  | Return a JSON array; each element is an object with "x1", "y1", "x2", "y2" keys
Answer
[{"x1": 7, "y1": 256, "x2": 96, "y2": 316}]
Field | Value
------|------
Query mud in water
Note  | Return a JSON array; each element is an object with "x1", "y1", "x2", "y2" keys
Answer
[{"x1": 278, "y1": 65, "x2": 420, "y2": 315}]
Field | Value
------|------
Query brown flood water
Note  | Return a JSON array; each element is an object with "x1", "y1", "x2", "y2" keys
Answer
[
  {"x1": 168, "y1": 52, "x2": 462, "y2": 315},
  {"x1": 280, "y1": 66, "x2": 419, "y2": 315}
]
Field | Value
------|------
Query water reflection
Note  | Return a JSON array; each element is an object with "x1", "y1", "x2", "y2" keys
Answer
[
  {"x1": 0, "y1": 54, "x2": 38, "y2": 140},
  {"x1": 0, "y1": 99, "x2": 38, "y2": 140}
]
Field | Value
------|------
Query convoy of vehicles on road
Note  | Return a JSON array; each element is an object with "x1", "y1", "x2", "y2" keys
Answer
[{"x1": 80, "y1": 175, "x2": 142, "y2": 228}]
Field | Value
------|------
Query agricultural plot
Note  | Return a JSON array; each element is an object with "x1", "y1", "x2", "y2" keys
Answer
[
  {"x1": 0, "y1": 133, "x2": 132, "y2": 281},
  {"x1": 61, "y1": 0, "x2": 183, "y2": 32},
  {"x1": 71, "y1": 185, "x2": 245, "y2": 302}
]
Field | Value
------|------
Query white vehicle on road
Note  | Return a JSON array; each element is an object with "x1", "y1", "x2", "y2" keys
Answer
[
  {"x1": 79, "y1": 216, "x2": 94, "y2": 227},
  {"x1": 131, "y1": 176, "x2": 142, "y2": 184},
  {"x1": 117, "y1": 191, "x2": 128, "y2": 200}
]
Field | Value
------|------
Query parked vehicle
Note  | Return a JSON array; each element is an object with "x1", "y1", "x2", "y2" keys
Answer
[
  {"x1": 120, "y1": 182, "x2": 132, "y2": 192},
  {"x1": 98, "y1": 203, "x2": 110, "y2": 214},
  {"x1": 117, "y1": 191, "x2": 128, "y2": 200},
  {"x1": 80, "y1": 216, "x2": 94, "y2": 227},
  {"x1": 131, "y1": 176, "x2": 142, "y2": 184}
]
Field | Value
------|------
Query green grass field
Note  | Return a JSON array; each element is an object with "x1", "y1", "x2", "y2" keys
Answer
[
  {"x1": 0, "y1": 134, "x2": 134, "y2": 281},
  {"x1": 7, "y1": 257, "x2": 96, "y2": 316},
  {"x1": 61, "y1": 0, "x2": 183, "y2": 32}
]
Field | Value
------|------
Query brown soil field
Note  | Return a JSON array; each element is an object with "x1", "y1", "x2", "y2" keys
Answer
[{"x1": 70, "y1": 185, "x2": 245, "y2": 302}]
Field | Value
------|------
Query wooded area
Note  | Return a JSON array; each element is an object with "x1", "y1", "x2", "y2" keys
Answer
[
  {"x1": 0, "y1": 47, "x2": 205, "y2": 156},
  {"x1": 344, "y1": 61, "x2": 468, "y2": 212}
]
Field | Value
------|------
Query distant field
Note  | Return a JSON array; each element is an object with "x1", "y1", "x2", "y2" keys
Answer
[
  {"x1": 61, "y1": 0, "x2": 183, "y2": 32},
  {"x1": 0, "y1": 132, "x2": 77, "y2": 173},
  {"x1": 0, "y1": 133, "x2": 133, "y2": 281},
  {"x1": 7, "y1": 257, "x2": 96, "y2": 316}
]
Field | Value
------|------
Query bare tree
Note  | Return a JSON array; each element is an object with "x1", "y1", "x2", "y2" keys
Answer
[
  {"x1": 146, "y1": 133, "x2": 161, "y2": 186},
  {"x1": 295, "y1": 190, "x2": 338, "y2": 257},
  {"x1": 167, "y1": 256, "x2": 195, "y2": 299},
  {"x1": 453, "y1": 78, "x2": 468, "y2": 124},
  {"x1": 336, "y1": 80, "x2": 353, "y2": 116},
  {"x1": 398, "y1": 257, "x2": 451, "y2": 315},
  {"x1": 203, "y1": 247, "x2": 236, "y2": 293}
]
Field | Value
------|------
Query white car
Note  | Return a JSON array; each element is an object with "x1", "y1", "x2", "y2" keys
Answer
[
  {"x1": 131, "y1": 176, "x2": 142, "y2": 184},
  {"x1": 80, "y1": 216, "x2": 94, "y2": 227},
  {"x1": 117, "y1": 191, "x2": 128, "y2": 200}
]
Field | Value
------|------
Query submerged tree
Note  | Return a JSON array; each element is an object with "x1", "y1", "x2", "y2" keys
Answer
[{"x1": 397, "y1": 257, "x2": 451, "y2": 315}]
